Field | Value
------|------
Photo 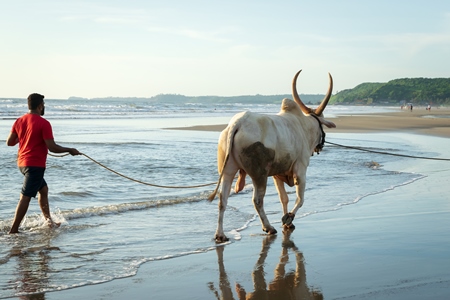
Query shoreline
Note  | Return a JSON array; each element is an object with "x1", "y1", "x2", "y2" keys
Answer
[{"x1": 167, "y1": 107, "x2": 450, "y2": 138}]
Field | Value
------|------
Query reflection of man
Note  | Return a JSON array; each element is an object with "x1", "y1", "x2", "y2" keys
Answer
[{"x1": 6, "y1": 93, "x2": 80, "y2": 234}]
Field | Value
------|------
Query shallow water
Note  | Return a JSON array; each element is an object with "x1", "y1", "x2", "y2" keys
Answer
[{"x1": 0, "y1": 99, "x2": 426, "y2": 298}]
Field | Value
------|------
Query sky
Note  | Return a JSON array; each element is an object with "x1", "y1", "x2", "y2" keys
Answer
[{"x1": 1, "y1": 0, "x2": 449, "y2": 99}]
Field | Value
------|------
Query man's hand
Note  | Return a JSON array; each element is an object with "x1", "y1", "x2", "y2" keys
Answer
[
  {"x1": 69, "y1": 148, "x2": 81, "y2": 156},
  {"x1": 45, "y1": 139, "x2": 81, "y2": 155}
]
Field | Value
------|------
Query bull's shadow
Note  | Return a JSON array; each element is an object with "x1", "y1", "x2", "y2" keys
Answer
[{"x1": 208, "y1": 232, "x2": 323, "y2": 300}]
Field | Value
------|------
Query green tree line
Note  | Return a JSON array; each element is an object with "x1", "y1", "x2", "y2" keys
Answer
[{"x1": 330, "y1": 77, "x2": 450, "y2": 106}]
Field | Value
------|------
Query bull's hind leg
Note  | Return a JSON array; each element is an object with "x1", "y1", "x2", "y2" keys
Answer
[
  {"x1": 239, "y1": 141, "x2": 277, "y2": 235},
  {"x1": 215, "y1": 174, "x2": 234, "y2": 243},
  {"x1": 252, "y1": 178, "x2": 277, "y2": 235}
]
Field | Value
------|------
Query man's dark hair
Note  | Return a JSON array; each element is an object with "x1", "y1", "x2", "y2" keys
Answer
[{"x1": 28, "y1": 93, "x2": 45, "y2": 110}]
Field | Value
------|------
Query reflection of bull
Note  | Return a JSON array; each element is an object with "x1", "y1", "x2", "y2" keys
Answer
[
  {"x1": 209, "y1": 70, "x2": 335, "y2": 242},
  {"x1": 208, "y1": 232, "x2": 323, "y2": 300}
]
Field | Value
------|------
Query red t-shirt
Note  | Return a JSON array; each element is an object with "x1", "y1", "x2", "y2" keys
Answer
[{"x1": 11, "y1": 114, "x2": 54, "y2": 167}]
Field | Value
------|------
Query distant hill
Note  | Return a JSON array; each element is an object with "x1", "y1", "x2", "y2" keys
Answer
[
  {"x1": 330, "y1": 77, "x2": 450, "y2": 106},
  {"x1": 11, "y1": 76, "x2": 450, "y2": 107},
  {"x1": 68, "y1": 94, "x2": 326, "y2": 105}
]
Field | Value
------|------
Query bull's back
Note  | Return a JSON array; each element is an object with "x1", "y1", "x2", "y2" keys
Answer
[
  {"x1": 233, "y1": 112, "x2": 297, "y2": 150},
  {"x1": 231, "y1": 112, "x2": 297, "y2": 179}
]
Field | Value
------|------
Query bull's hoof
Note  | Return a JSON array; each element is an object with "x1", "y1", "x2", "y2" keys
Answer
[
  {"x1": 282, "y1": 223, "x2": 296, "y2": 234},
  {"x1": 263, "y1": 227, "x2": 277, "y2": 235},
  {"x1": 215, "y1": 235, "x2": 229, "y2": 243},
  {"x1": 283, "y1": 223, "x2": 296, "y2": 230},
  {"x1": 282, "y1": 212, "x2": 295, "y2": 226}
]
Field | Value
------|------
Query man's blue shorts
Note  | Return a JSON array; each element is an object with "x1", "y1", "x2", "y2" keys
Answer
[{"x1": 19, "y1": 167, "x2": 47, "y2": 198}]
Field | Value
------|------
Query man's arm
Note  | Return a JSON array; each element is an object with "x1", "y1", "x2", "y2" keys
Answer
[
  {"x1": 6, "y1": 132, "x2": 19, "y2": 146},
  {"x1": 45, "y1": 139, "x2": 81, "y2": 155}
]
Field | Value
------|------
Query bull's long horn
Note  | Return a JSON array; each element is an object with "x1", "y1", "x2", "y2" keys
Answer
[
  {"x1": 314, "y1": 72, "x2": 333, "y2": 116},
  {"x1": 292, "y1": 70, "x2": 313, "y2": 115}
]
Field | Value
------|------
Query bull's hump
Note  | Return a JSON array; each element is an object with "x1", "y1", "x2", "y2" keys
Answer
[{"x1": 280, "y1": 98, "x2": 301, "y2": 113}]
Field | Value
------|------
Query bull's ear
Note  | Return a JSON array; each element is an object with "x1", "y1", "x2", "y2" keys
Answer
[{"x1": 318, "y1": 116, "x2": 336, "y2": 128}]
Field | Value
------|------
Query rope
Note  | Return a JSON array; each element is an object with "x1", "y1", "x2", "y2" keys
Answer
[
  {"x1": 48, "y1": 139, "x2": 449, "y2": 189},
  {"x1": 325, "y1": 141, "x2": 450, "y2": 161},
  {"x1": 49, "y1": 152, "x2": 218, "y2": 189}
]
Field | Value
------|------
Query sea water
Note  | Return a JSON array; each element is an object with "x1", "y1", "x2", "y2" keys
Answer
[{"x1": 0, "y1": 98, "x2": 427, "y2": 298}]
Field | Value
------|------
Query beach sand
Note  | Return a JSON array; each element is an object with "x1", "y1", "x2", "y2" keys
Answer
[
  {"x1": 46, "y1": 109, "x2": 450, "y2": 300},
  {"x1": 170, "y1": 107, "x2": 450, "y2": 138}
]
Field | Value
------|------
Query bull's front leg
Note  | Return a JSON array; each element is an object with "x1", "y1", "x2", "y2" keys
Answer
[
  {"x1": 273, "y1": 177, "x2": 289, "y2": 215},
  {"x1": 252, "y1": 182, "x2": 277, "y2": 235},
  {"x1": 282, "y1": 173, "x2": 306, "y2": 230}
]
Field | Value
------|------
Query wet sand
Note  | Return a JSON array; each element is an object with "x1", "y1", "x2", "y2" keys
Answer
[{"x1": 44, "y1": 109, "x2": 450, "y2": 299}]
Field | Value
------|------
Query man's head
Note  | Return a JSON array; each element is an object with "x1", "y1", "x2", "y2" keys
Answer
[{"x1": 27, "y1": 93, "x2": 45, "y2": 115}]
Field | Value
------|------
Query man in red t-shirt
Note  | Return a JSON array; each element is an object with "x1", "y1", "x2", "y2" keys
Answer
[{"x1": 6, "y1": 93, "x2": 81, "y2": 234}]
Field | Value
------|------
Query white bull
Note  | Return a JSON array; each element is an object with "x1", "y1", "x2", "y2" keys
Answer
[{"x1": 208, "y1": 70, "x2": 336, "y2": 242}]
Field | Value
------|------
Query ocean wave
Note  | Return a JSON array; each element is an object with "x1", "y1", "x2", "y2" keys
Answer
[
  {"x1": 0, "y1": 192, "x2": 211, "y2": 235},
  {"x1": 59, "y1": 191, "x2": 95, "y2": 197},
  {"x1": 58, "y1": 193, "x2": 210, "y2": 221}
]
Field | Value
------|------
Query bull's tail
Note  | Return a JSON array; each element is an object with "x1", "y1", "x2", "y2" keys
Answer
[
  {"x1": 207, "y1": 123, "x2": 239, "y2": 201},
  {"x1": 207, "y1": 171, "x2": 224, "y2": 201}
]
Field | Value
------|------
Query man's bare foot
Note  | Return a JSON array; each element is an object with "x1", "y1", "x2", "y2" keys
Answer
[{"x1": 46, "y1": 219, "x2": 61, "y2": 229}]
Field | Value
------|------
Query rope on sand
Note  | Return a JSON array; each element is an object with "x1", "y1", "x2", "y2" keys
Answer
[
  {"x1": 325, "y1": 141, "x2": 450, "y2": 161},
  {"x1": 48, "y1": 152, "x2": 218, "y2": 189}
]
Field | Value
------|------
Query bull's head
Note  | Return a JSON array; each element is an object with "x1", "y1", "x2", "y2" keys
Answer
[
  {"x1": 291, "y1": 70, "x2": 333, "y2": 117},
  {"x1": 292, "y1": 70, "x2": 336, "y2": 155}
]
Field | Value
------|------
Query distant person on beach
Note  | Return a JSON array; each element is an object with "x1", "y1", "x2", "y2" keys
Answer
[{"x1": 6, "y1": 93, "x2": 81, "y2": 234}]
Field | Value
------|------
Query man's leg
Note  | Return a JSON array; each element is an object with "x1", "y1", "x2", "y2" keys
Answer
[
  {"x1": 38, "y1": 185, "x2": 51, "y2": 220},
  {"x1": 9, "y1": 194, "x2": 32, "y2": 234},
  {"x1": 38, "y1": 185, "x2": 60, "y2": 228}
]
